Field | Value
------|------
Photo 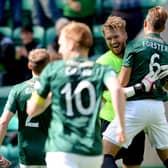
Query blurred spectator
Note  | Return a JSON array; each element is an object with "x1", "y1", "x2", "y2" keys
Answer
[
  {"x1": 63, "y1": 0, "x2": 96, "y2": 31},
  {"x1": 16, "y1": 25, "x2": 42, "y2": 82},
  {"x1": 47, "y1": 17, "x2": 69, "y2": 62},
  {"x1": 32, "y1": 0, "x2": 62, "y2": 28},
  {"x1": 0, "y1": 0, "x2": 22, "y2": 28},
  {"x1": 111, "y1": 1, "x2": 143, "y2": 41},
  {"x1": 0, "y1": 32, "x2": 18, "y2": 86},
  {"x1": 103, "y1": 0, "x2": 167, "y2": 41},
  {"x1": 62, "y1": 0, "x2": 96, "y2": 56}
]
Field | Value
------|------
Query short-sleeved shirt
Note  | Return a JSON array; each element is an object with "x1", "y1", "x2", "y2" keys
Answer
[
  {"x1": 122, "y1": 33, "x2": 168, "y2": 101},
  {"x1": 97, "y1": 50, "x2": 122, "y2": 122},
  {"x1": 4, "y1": 77, "x2": 51, "y2": 165},
  {"x1": 37, "y1": 57, "x2": 116, "y2": 155}
]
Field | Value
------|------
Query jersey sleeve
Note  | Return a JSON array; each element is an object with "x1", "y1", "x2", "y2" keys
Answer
[
  {"x1": 122, "y1": 41, "x2": 135, "y2": 68},
  {"x1": 37, "y1": 64, "x2": 51, "y2": 98},
  {"x1": 4, "y1": 87, "x2": 17, "y2": 114}
]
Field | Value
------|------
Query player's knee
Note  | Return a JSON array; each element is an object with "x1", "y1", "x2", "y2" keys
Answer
[{"x1": 103, "y1": 139, "x2": 120, "y2": 157}]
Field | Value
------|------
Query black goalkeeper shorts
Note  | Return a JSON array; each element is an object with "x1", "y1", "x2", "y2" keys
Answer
[{"x1": 101, "y1": 119, "x2": 145, "y2": 165}]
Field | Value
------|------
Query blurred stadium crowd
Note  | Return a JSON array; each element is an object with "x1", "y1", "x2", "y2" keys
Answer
[{"x1": 0, "y1": 0, "x2": 167, "y2": 167}]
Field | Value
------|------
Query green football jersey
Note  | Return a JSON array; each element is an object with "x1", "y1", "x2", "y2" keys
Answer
[
  {"x1": 37, "y1": 57, "x2": 116, "y2": 155},
  {"x1": 4, "y1": 77, "x2": 51, "y2": 165},
  {"x1": 97, "y1": 50, "x2": 122, "y2": 122},
  {"x1": 123, "y1": 33, "x2": 168, "y2": 101}
]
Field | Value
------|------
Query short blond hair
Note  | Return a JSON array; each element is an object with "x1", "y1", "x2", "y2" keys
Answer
[
  {"x1": 28, "y1": 48, "x2": 50, "y2": 74},
  {"x1": 146, "y1": 6, "x2": 168, "y2": 31},
  {"x1": 61, "y1": 21, "x2": 93, "y2": 48},
  {"x1": 103, "y1": 16, "x2": 126, "y2": 34}
]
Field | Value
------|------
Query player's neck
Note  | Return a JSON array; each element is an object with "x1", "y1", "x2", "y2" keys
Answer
[
  {"x1": 144, "y1": 28, "x2": 161, "y2": 36},
  {"x1": 32, "y1": 71, "x2": 39, "y2": 78},
  {"x1": 65, "y1": 50, "x2": 88, "y2": 60}
]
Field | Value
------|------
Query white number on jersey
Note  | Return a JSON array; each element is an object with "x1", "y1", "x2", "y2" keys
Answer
[
  {"x1": 61, "y1": 80, "x2": 96, "y2": 117},
  {"x1": 149, "y1": 53, "x2": 161, "y2": 75}
]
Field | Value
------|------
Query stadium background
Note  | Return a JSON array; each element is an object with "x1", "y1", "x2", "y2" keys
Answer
[{"x1": 1, "y1": 0, "x2": 168, "y2": 167}]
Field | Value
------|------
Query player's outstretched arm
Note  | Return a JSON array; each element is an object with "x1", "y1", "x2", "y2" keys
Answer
[
  {"x1": 0, "y1": 110, "x2": 13, "y2": 167},
  {"x1": 0, "y1": 110, "x2": 14, "y2": 145}
]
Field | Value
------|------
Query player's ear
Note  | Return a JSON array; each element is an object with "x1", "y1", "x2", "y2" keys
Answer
[
  {"x1": 28, "y1": 62, "x2": 33, "y2": 70},
  {"x1": 69, "y1": 40, "x2": 76, "y2": 51},
  {"x1": 144, "y1": 20, "x2": 147, "y2": 28}
]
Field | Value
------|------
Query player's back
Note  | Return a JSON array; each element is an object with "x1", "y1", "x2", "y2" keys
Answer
[
  {"x1": 42, "y1": 57, "x2": 112, "y2": 155},
  {"x1": 124, "y1": 34, "x2": 168, "y2": 101},
  {"x1": 5, "y1": 77, "x2": 51, "y2": 165}
]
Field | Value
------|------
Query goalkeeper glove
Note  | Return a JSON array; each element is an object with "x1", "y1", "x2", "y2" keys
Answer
[
  {"x1": 141, "y1": 71, "x2": 159, "y2": 92},
  {"x1": 124, "y1": 71, "x2": 158, "y2": 98},
  {"x1": 158, "y1": 65, "x2": 168, "y2": 81}
]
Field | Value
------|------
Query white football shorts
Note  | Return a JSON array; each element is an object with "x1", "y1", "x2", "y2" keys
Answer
[
  {"x1": 46, "y1": 152, "x2": 103, "y2": 168},
  {"x1": 103, "y1": 100, "x2": 168, "y2": 149}
]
